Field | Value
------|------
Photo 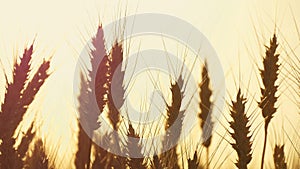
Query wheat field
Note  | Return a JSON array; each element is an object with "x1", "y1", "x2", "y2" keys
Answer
[{"x1": 0, "y1": 0, "x2": 299, "y2": 169}]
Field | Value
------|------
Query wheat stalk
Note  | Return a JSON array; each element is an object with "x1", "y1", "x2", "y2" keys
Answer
[
  {"x1": 92, "y1": 146, "x2": 107, "y2": 169},
  {"x1": 125, "y1": 123, "x2": 147, "y2": 169},
  {"x1": 151, "y1": 154, "x2": 164, "y2": 169},
  {"x1": 229, "y1": 89, "x2": 252, "y2": 169},
  {"x1": 90, "y1": 41, "x2": 126, "y2": 169},
  {"x1": 76, "y1": 73, "x2": 94, "y2": 169},
  {"x1": 0, "y1": 44, "x2": 50, "y2": 168},
  {"x1": 188, "y1": 151, "x2": 204, "y2": 169},
  {"x1": 18, "y1": 122, "x2": 36, "y2": 161},
  {"x1": 104, "y1": 42, "x2": 126, "y2": 168},
  {"x1": 273, "y1": 145, "x2": 287, "y2": 169},
  {"x1": 106, "y1": 41, "x2": 125, "y2": 130},
  {"x1": 159, "y1": 77, "x2": 185, "y2": 169},
  {"x1": 24, "y1": 139, "x2": 49, "y2": 169},
  {"x1": 93, "y1": 25, "x2": 109, "y2": 114},
  {"x1": 92, "y1": 132, "x2": 113, "y2": 169},
  {"x1": 76, "y1": 25, "x2": 108, "y2": 169},
  {"x1": 259, "y1": 34, "x2": 280, "y2": 169},
  {"x1": 165, "y1": 80, "x2": 182, "y2": 131},
  {"x1": 198, "y1": 61, "x2": 213, "y2": 169}
]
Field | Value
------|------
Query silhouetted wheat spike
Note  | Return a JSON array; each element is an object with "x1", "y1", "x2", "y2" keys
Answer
[
  {"x1": 91, "y1": 41, "x2": 125, "y2": 169},
  {"x1": 160, "y1": 77, "x2": 185, "y2": 169},
  {"x1": 273, "y1": 145, "x2": 287, "y2": 169},
  {"x1": 198, "y1": 61, "x2": 213, "y2": 169},
  {"x1": 229, "y1": 89, "x2": 252, "y2": 169},
  {"x1": 107, "y1": 41, "x2": 125, "y2": 130},
  {"x1": 92, "y1": 133, "x2": 114, "y2": 169},
  {"x1": 259, "y1": 34, "x2": 280, "y2": 169},
  {"x1": 0, "y1": 44, "x2": 50, "y2": 168},
  {"x1": 18, "y1": 122, "x2": 35, "y2": 160},
  {"x1": 99, "y1": 41, "x2": 126, "y2": 168},
  {"x1": 97, "y1": 147, "x2": 126, "y2": 169},
  {"x1": 24, "y1": 139, "x2": 49, "y2": 169},
  {"x1": 76, "y1": 74, "x2": 94, "y2": 169},
  {"x1": 158, "y1": 145, "x2": 180, "y2": 169},
  {"x1": 152, "y1": 154, "x2": 164, "y2": 169},
  {"x1": 93, "y1": 25, "x2": 109, "y2": 113},
  {"x1": 125, "y1": 123, "x2": 147, "y2": 169},
  {"x1": 188, "y1": 151, "x2": 204, "y2": 169},
  {"x1": 92, "y1": 144, "x2": 108, "y2": 169},
  {"x1": 76, "y1": 25, "x2": 107, "y2": 169},
  {"x1": 166, "y1": 79, "x2": 182, "y2": 130},
  {"x1": 19, "y1": 60, "x2": 49, "y2": 118}
]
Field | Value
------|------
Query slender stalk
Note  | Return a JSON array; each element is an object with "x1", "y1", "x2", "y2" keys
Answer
[
  {"x1": 261, "y1": 127, "x2": 268, "y2": 169},
  {"x1": 206, "y1": 148, "x2": 209, "y2": 169}
]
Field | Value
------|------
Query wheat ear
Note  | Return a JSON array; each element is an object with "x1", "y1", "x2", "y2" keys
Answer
[
  {"x1": 273, "y1": 145, "x2": 287, "y2": 169},
  {"x1": 229, "y1": 89, "x2": 252, "y2": 169},
  {"x1": 259, "y1": 34, "x2": 280, "y2": 169},
  {"x1": 198, "y1": 61, "x2": 213, "y2": 169}
]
